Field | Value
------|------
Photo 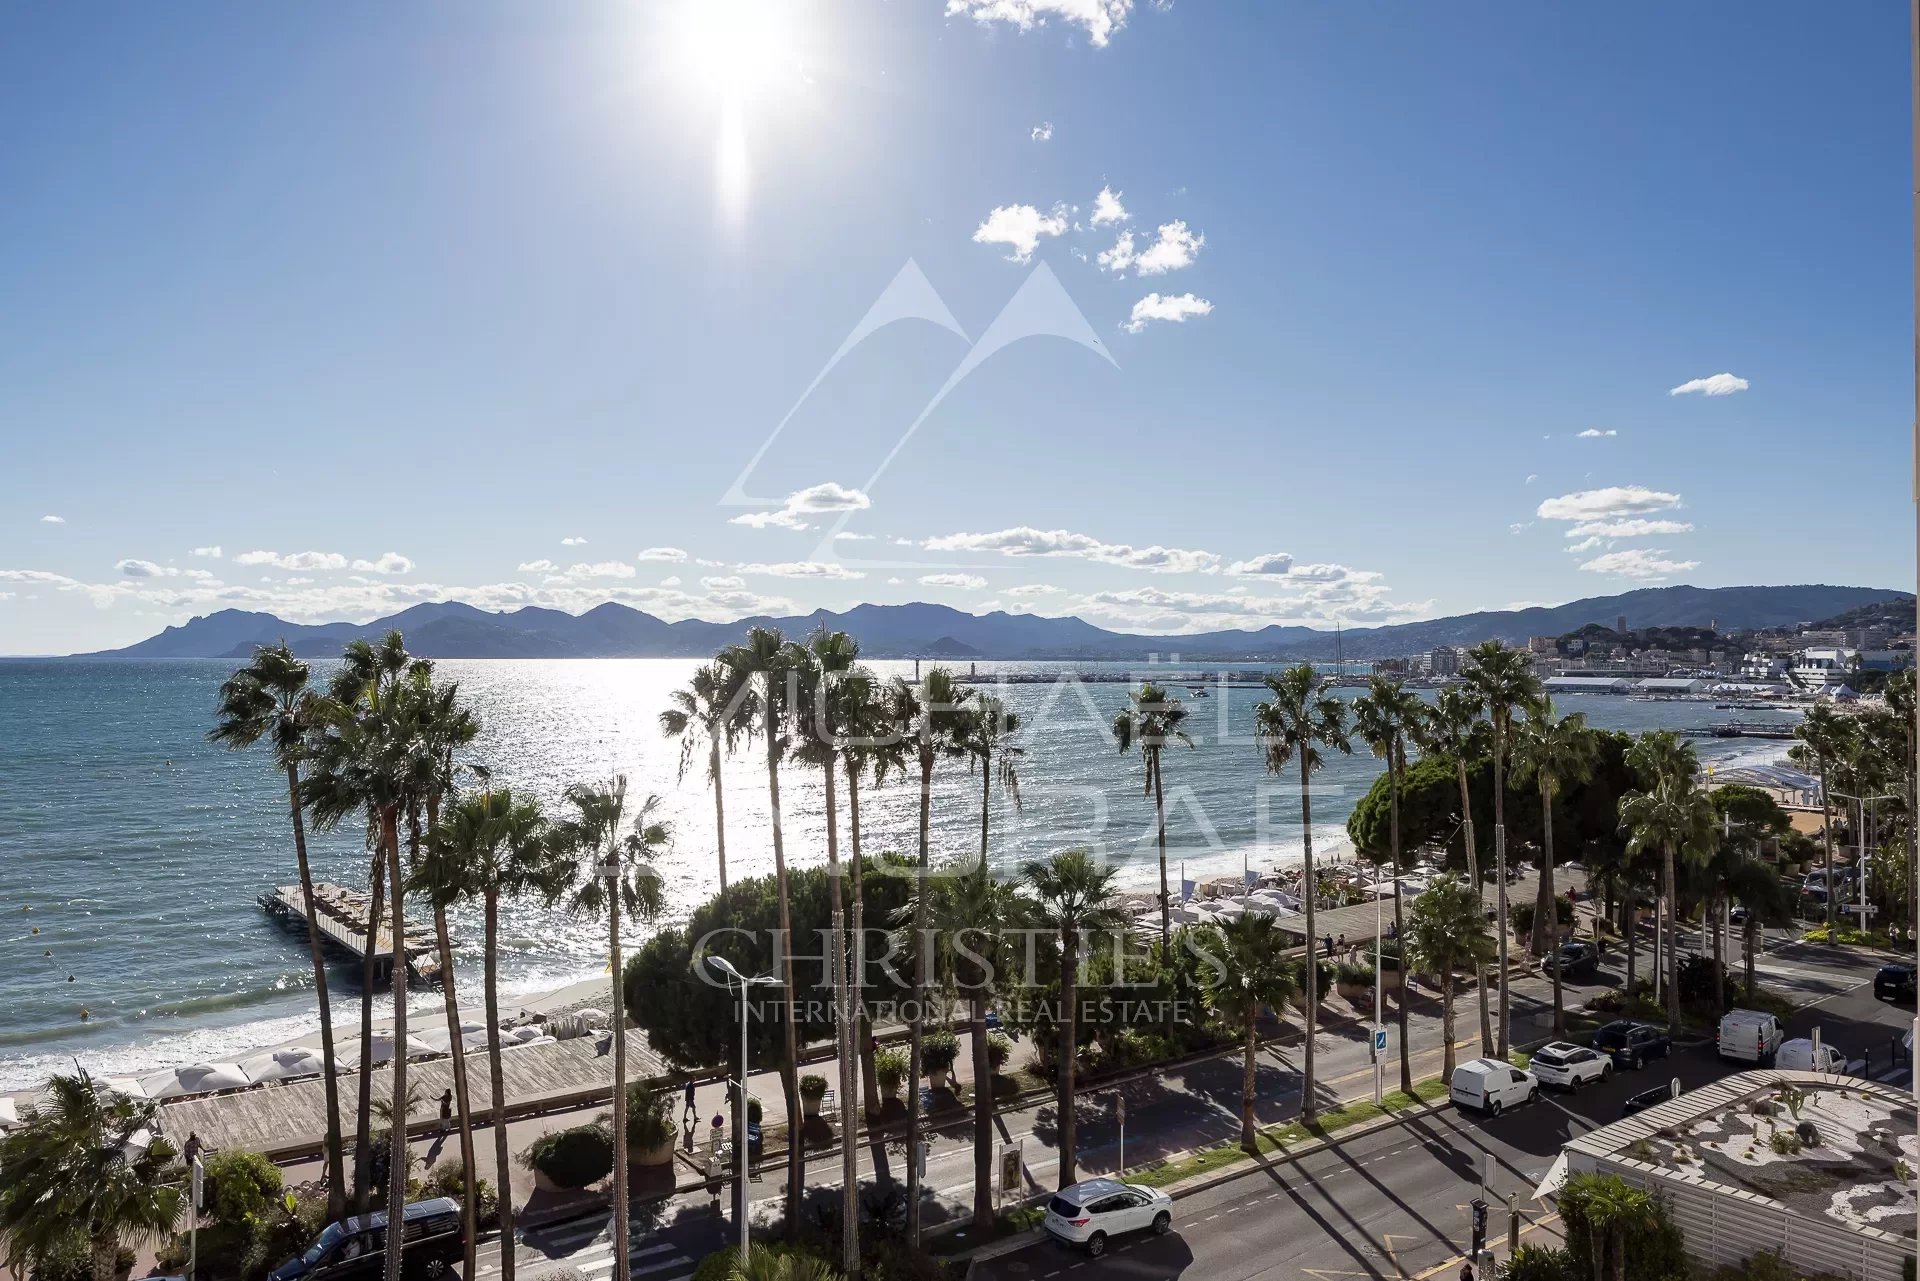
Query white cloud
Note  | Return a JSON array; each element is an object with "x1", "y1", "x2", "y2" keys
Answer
[
  {"x1": 561, "y1": 536, "x2": 589, "y2": 546},
  {"x1": 972, "y1": 204, "x2": 1069, "y2": 263},
  {"x1": 945, "y1": 0, "x2": 1134, "y2": 48},
  {"x1": 1509, "y1": 523, "x2": 1534, "y2": 535},
  {"x1": 1224, "y1": 552, "x2": 1294, "y2": 577},
  {"x1": 925, "y1": 525, "x2": 1219, "y2": 574},
  {"x1": 729, "y1": 482, "x2": 872, "y2": 530},
  {"x1": 518, "y1": 559, "x2": 558, "y2": 573},
  {"x1": 1535, "y1": 486, "x2": 1681, "y2": 522},
  {"x1": 1031, "y1": 121, "x2": 1053, "y2": 142},
  {"x1": 660, "y1": 575, "x2": 682, "y2": 588},
  {"x1": 1090, "y1": 185, "x2": 1129, "y2": 226},
  {"x1": 1669, "y1": 373, "x2": 1748, "y2": 397},
  {"x1": 1124, "y1": 292, "x2": 1212, "y2": 333},
  {"x1": 637, "y1": 546, "x2": 688, "y2": 562},
  {"x1": 700, "y1": 575, "x2": 746, "y2": 591},
  {"x1": 233, "y1": 550, "x2": 351, "y2": 572},
  {"x1": 1576, "y1": 428, "x2": 1617, "y2": 439},
  {"x1": 1076, "y1": 580, "x2": 1432, "y2": 633},
  {"x1": 831, "y1": 531, "x2": 872, "y2": 541},
  {"x1": 920, "y1": 572, "x2": 987, "y2": 590},
  {"x1": 1566, "y1": 518, "x2": 1694, "y2": 538},
  {"x1": 1578, "y1": 548, "x2": 1700, "y2": 580},
  {"x1": 551, "y1": 561, "x2": 637, "y2": 580},
  {"x1": 351, "y1": 552, "x2": 414, "y2": 575},
  {"x1": 1525, "y1": 474, "x2": 1538, "y2": 485},
  {"x1": 116, "y1": 559, "x2": 173, "y2": 578},
  {"x1": 39, "y1": 515, "x2": 64, "y2": 524},
  {"x1": 886, "y1": 576, "x2": 904, "y2": 585},
  {"x1": 1096, "y1": 231, "x2": 1136, "y2": 273},
  {"x1": 1006, "y1": 583, "x2": 1061, "y2": 596},
  {"x1": 1565, "y1": 536, "x2": 1604, "y2": 553},
  {"x1": 1287, "y1": 563, "x2": 1380, "y2": 584},
  {"x1": 190, "y1": 546, "x2": 222, "y2": 558},
  {"x1": 1134, "y1": 220, "x2": 1203, "y2": 274},
  {"x1": 736, "y1": 561, "x2": 867, "y2": 580}
]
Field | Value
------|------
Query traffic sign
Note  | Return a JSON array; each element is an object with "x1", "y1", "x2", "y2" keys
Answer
[{"x1": 1373, "y1": 1026, "x2": 1388, "y2": 1053}]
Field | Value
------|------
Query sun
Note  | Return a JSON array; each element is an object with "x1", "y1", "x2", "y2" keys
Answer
[{"x1": 670, "y1": 0, "x2": 802, "y2": 104}]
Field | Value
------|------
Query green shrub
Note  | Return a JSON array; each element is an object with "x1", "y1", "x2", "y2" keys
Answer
[
  {"x1": 985, "y1": 1031, "x2": 1012, "y2": 1072},
  {"x1": 922, "y1": 1029, "x2": 960, "y2": 1075},
  {"x1": 203, "y1": 1149, "x2": 284, "y2": 1227},
  {"x1": 1289, "y1": 958, "x2": 1338, "y2": 997},
  {"x1": 621, "y1": 1082, "x2": 676, "y2": 1151},
  {"x1": 519, "y1": 1123, "x2": 614, "y2": 1189},
  {"x1": 1501, "y1": 1244, "x2": 1579, "y2": 1281},
  {"x1": 747, "y1": 1096, "x2": 763, "y2": 1125},
  {"x1": 799, "y1": 1073, "x2": 828, "y2": 1099},
  {"x1": 1678, "y1": 955, "x2": 1729, "y2": 1004},
  {"x1": 28, "y1": 1237, "x2": 136, "y2": 1281},
  {"x1": 875, "y1": 1047, "x2": 908, "y2": 1092},
  {"x1": 1335, "y1": 961, "x2": 1376, "y2": 988},
  {"x1": 425, "y1": 1158, "x2": 499, "y2": 1229}
]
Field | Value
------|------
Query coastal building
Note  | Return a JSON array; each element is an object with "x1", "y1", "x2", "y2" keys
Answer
[
  {"x1": 1539, "y1": 1070, "x2": 1914, "y2": 1281},
  {"x1": 1740, "y1": 653, "x2": 1789, "y2": 681},
  {"x1": 1634, "y1": 676, "x2": 1707, "y2": 695},
  {"x1": 1848, "y1": 625, "x2": 1893, "y2": 650},
  {"x1": 1425, "y1": 645, "x2": 1462, "y2": 678},
  {"x1": 1798, "y1": 628, "x2": 1849, "y2": 647},
  {"x1": 1792, "y1": 647, "x2": 1859, "y2": 690},
  {"x1": 1615, "y1": 614, "x2": 1628, "y2": 633},
  {"x1": 1543, "y1": 675, "x2": 1631, "y2": 694},
  {"x1": 1527, "y1": 635, "x2": 1557, "y2": 655}
]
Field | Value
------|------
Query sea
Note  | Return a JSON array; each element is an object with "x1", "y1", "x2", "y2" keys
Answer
[{"x1": 0, "y1": 657, "x2": 1803, "y2": 1091}]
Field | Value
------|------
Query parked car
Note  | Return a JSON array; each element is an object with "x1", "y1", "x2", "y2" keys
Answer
[
  {"x1": 1448, "y1": 1058, "x2": 1539, "y2": 1117},
  {"x1": 270, "y1": 1199, "x2": 463, "y2": 1281},
  {"x1": 1875, "y1": 963, "x2": 1917, "y2": 1003},
  {"x1": 1775, "y1": 1038, "x2": 1847, "y2": 1073},
  {"x1": 1591, "y1": 1020, "x2": 1671, "y2": 1070},
  {"x1": 1529, "y1": 1041, "x2": 1612, "y2": 1091},
  {"x1": 1716, "y1": 1009, "x2": 1784, "y2": 1065},
  {"x1": 1546, "y1": 941, "x2": 1600, "y2": 979},
  {"x1": 1043, "y1": 1179, "x2": 1173, "y2": 1256},
  {"x1": 1621, "y1": 1082, "x2": 1675, "y2": 1117}
]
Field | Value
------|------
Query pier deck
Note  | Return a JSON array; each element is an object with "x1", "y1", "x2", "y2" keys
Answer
[{"x1": 258, "y1": 882, "x2": 440, "y2": 986}]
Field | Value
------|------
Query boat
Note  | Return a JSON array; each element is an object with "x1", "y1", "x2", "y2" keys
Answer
[{"x1": 1187, "y1": 685, "x2": 1209, "y2": 697}]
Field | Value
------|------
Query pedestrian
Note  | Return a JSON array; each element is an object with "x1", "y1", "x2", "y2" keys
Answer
[
  {"x1": 1459, "y1": 1262, "x2": 1474, "y2": 1281},
  {"x1": 436, "y1": 1089, "x2": 453, "y2": 1136},
  {"x1": 1323, "y1": 934, "x2": 1333, "y2": 958},
  {"x1": 182, "y1": 1132, "x2": 203, "y2": 1168},
  {"x1": 1337, "y1": 934, "x2": 1347, "y2": 960},
  {"x1": 683, "y1": 1079, "x2": 697, "y2": 1122}
]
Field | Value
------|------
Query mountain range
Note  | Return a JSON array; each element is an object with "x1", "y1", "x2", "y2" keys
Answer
[{"x1": 76, "y1": 583, "x2": 1913, "y2": 662}]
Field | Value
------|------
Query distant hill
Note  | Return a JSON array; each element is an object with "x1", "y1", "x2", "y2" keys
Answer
[{"x1": 74, "y1": 583, "x2": 1912, "y2": 662}]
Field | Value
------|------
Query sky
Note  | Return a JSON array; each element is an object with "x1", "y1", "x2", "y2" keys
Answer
[{"x1": 0, "y1": 0, "x2": 1913, "y2": 655}]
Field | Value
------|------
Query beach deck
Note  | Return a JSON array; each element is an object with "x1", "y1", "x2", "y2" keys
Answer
[
  {"x1": 159, "y1": 1026, "x2": 665, "y2": 1160},
  {"x1": 257, "y1": 882, "x2": 441, "y2": 986}
]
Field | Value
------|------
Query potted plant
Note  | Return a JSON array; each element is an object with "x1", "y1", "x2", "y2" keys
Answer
[
  {"x1": 875, "y1": 1048, "x2": 907, "y2": 1100},
  {"x1": 985, "y1": 1031, "x2": 1013, "y2": 1075},
  {"x1": 1289, "y1": 958, "x2": 1337, "y2": 1011},
  {"x1": 799, "y1": 1073, "x2": 828, "y2": 1118},
  {"x1": 519, "y1": 1123, "x2": 614, "y2": 1192},
  {"x1": 1335, "y1": 960, "x2": 1375, "y2": 1001},
  {"x1": 922, "y1": 1029, "x2": 960, "y2": 1091},
  {"x1": 622, "y1": 1082, "x2": 677, "y2": 1168}
]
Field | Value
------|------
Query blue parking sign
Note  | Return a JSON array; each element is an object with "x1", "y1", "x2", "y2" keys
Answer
[{"x1": 1373, "y1": 1027, "x2": 1388, "y2": 1053}]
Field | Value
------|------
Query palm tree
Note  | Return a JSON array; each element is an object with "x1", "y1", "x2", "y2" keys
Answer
[
  {"x1": 790, "y1": 627, "x2": 862, "y2": 1275},
  {"x1": 417, "y1": 787, "x2": 564, "y2": 1281},
  {"x1": 1250, "y1": 663, "x2": 1351, "y2": 1121},
  {"x1": 1021, "y1": 850, "x2": 1126, "y2": 1187},
  {"x1": 0, "y1": 1072, "x2": 184, "y2": 1281},
  {"x1": 1111, "y1": 683, "x2": 1192, "y2": 951},
  {"x1": 1563, "y1": 1171, "x2": 1653, "y2": 1281},
  {"x1": 1462, "y1": 641, "x2": 1541, "y2": 1057},
  {"x1": 719, "y1": 627, "x2": 809, "y2": 1223},
  {"x1": 1726, "y1": 858, "x2": 1794, "y2": 999},
  {"x1": 1410, "y1": 683, "x2": 1494, "y2": 1054},
  {"x1": 1200, "y1": 913, "x2": 1297, "y2": 1150},
  {"x1": 882, "y1": 666, "x2": 972, "y2": 1242},
  {"x1": 208, "y1": 642, "x2": 347, "y2": 1215},
  {"x1": 840, "y1": 670, "x2": 904, "y2": 1129},
  {"x1": 557, "y1": 779, "x2": 669, "y2": 1281},
  {"x1": 724, "y1": 1248, "x2": 843, "y2": 1281},
  {"x1": 659, "y1": 661, "x2": 757, "y2": 893},
  {"x1": 1511, "y1": 700, "x2": 1597, "y2": 1036},
  {"x1": 1791, "y1": 703, "x2": 1856, "y2": 932},
  {"x1": 1349, "y1": 676, "x2": 1424, "y2": 1094},
  {"x1": 1620, "y1": 736, "x2": 1715, "y2": 1032},
  {"x1": 1405, "y1": 874, "x2": 1496, "y2": 1081},
  {"x1": 959, "y1": 695, "x2": 1022, "y2": 1228}
]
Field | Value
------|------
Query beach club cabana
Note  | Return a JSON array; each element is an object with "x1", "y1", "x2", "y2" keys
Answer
[
  {"x1": 329, "y1": 1033, "x2": 438, "y2": 1073},
  {"x1": 141, "y1": 1062, "x2": 252, "y2": 1099},
  {"x1": 238, "y1": 1047, "x2": 326, "y2": 1084}
]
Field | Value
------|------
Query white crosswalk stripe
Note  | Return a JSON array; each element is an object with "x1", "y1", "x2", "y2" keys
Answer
[{"x1": 472, "y1": 1236, "x2": 695, "y2": 1281}]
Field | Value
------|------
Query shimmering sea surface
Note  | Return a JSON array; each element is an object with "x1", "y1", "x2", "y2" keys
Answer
[{"x1": 0, "y1": 657, "x2": 1799, "y2": 1088}]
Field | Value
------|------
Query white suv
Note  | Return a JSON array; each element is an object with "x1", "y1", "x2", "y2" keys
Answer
[
  {"x1": 1043, "y1": 1179, "x2": 1174, "y2": 1256},
  {"x1": 1528, "y1": 1041, "x2": 1612, "y2": 1091}
]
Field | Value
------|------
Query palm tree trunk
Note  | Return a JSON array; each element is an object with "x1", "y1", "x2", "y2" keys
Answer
[
  {"x1": 1492, "y1": 724, "x2": 1511, "y2": 1059},
  {"x1": 485, "y1": 891, "x2": 515, "y2": 1281},
  {"x1": 1711, "y1": 894, "x2": 1726, "y2": 1016},
  {"x1": 711, "y1": 738, "x2": 728, "y2": 893},
  {"x1": 1299, "y1": 753, "x2": 1318, "y2": 1122},
  {"x1": 970, "y1": 989, "x2": 993, "y2": 1229},
  {"x1": 284, "y1": 763, "x2": 346, "y2": 1218},
  {"x1": 1153, "y1": 751, "x2": 1172, "y2": 955},
  {"x1": 383, "y1": 810, "x2": 408, "y2": 1281},
  {"x1": 88, "y1": 1230, "x2": 118, "y2": 1281},
  {"x1": 353, "y1": 846, "x2": 385, "y2": 1216},
  {"x1": 765, "y1": 703, "x2": 804, "y2": 1233},
  {"x1": 1625, "y1": 897, "x2": 1638, "y2": 992},
  {"x1": 1743, "y1": 917, "x2": 1758, "y2": 998},
  {"x1": 822, "y1": 762, "x2": 859, "y2": 1277},
  {"x1": 1440, "y1": 969, "x2": 1456, "y2": 1081},
  {"x1": 906, "y1": 751, "x2": 933, "y2": 1243},
  {"x1": 847, "y1": 770, "x2": 882, "y2": 1128},
  {"x1": 610, "y1": 884, "x2": 630, "y2": 1281},
  {"x1": 1542, "y1": 782, "x2": 1563, "y2": 1037},
  {"x1": 432, "y1": 904, "x2": 477, "y2": 1277},
  {"x1": 1608, "y1": 1227, "x2": 1625, "y2": 1281},
  {"x1": 1456, "y1": 761, "x2": 1494, "y2": 1055},
  {"x1": 1058, "y1": 927, "x2": 1079, "y2": 1187},
  {"x1": 1664, "y1": 846, "x2": 1680, "y2": 1032},
  {"x1": 1820, "y1": 763, "x2": 1836, "y2": 932},
  {"x1": 1240, "y1": 1008, "x2": 1257, "y2": 1151},
  {"x1": 1390, "y1": 742, "x2": 1412, "y2": 1096}
]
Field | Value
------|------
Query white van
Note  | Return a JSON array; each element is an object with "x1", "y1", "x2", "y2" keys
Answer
[
  {"x1": 1775, "y1": 1038, "x2": 1846, "y2": 1073},
  {"x1": 1717, "y1": 1009, "x2": 1784, "y2": 1065},
  {"x1": 1449, "y1": 1058, "x2": 1539, "y2": 1116}
]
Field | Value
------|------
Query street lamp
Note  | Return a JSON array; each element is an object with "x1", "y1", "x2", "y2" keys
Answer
[
  {"x1": 703, "y1": 955, "x2": 779, "y2": 1260},
  {"x1": 1830, "y1": 791, "x2": 1899, "y2": 928}
]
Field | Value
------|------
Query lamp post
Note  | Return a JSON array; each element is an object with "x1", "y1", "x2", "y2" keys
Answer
[
  {"x1": 1830, "y1": 792, "x2": 1898, "y2": 928},
  {"x1": 704, "y1": 955, "x2": 779, "y2": 1261},
  {"x1": 1373, "y1": 851, "x2": 1384, "y2": 1106}
]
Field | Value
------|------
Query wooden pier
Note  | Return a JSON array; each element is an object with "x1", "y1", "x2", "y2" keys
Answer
[
  {"x1": 258, "y1": 882, "x2": 441, "y2": 986},
  {"x1": 1682, "y1": 721, "x2": 1798, "y2": 741}
]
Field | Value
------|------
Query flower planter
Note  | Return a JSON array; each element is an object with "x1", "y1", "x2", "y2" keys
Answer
[
  {"x1": 801, "y1": 1093, "x2": 823, "y2": 1118},
  {"x1": 1378, "y1": 968, "x2": 1404, "y2": 992},
  {"x1": 928, "y1": 1068, "x2": 950, "y2": 1091},
  {"x1": 1335, "y1": 980, "x2": 1369, "y2": 1002},
  {"x1": 630, "y1": 1137, "x2": 675, "y2": 1168}
]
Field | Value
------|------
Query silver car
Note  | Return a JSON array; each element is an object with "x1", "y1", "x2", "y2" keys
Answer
[{"x1": 1043, "y1": 1178, "x2": 1174, "y2": 1256}]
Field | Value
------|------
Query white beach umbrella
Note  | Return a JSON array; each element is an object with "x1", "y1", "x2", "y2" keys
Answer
[
  {"x1": 97, "y1": 1076, "x2": 149, "y2": 1100},
  {"x1": 239, "y1": 1048, "x2": 325, "y2": 1083},
  {"x1": 180, "y1": 1063, "x2": 253, "y2": 1092},
  {"x1": 0, "y1": 1096, "x2": 18, "y2": 1129},
  {"x1": 505, "y1": 1035, "x2": 556, "y2": 1051},
  {"x1": 460, "y1": 1030, "x2": 493, "y2": 1052}
]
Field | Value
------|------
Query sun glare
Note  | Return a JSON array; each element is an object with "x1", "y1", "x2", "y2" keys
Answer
[{"x1": 672, "y1": 0, "x2": 800, "y2": 104}]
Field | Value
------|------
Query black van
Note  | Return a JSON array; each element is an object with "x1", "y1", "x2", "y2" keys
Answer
[{"x1": 270, "y1": 1198, "x2": 463, "y2": 1281}]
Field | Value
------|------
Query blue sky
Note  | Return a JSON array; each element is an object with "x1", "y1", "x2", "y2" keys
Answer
[{"x1": 0, "y1": 0, "x2": 1911, "y2": 654}]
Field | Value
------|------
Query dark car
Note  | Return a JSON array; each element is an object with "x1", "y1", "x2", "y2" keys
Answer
[
  {"x1": 1622, "y1": 1082, "x2": 1675, "y2": 1117},
  {"x1": 1876, "y1": 963, "x2": 1917, "y2": 1003},
  {"x1": 1591, "y1": 1020, "x2": 1672, "y2": 1070},
  {"x1": 1547, "y1": 941, "x2": 1600, "y2": 979},
  {"x1": 269, "y1": 1198, "x2": 462, "y2": 1281}
]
